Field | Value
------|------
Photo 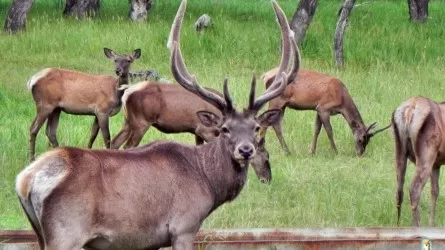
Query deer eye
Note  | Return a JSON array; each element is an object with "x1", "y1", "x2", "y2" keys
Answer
[
  {"x1": 254, "y1": 126, "x2": 261, "y2": 133},
  {"x1": 221, "y1": 127, "x2": 230, "y2": 134}
]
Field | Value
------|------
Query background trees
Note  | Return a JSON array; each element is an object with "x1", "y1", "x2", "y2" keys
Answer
[
  {"x1": 3, "y1": 0, "x2": 153, "y2": 33},
  {"x1": 1, "y1": 0, "x2": 433, "y2": 66},
  {"x1": 407, "y1": 0, "x2": 429, "y2": 22}
]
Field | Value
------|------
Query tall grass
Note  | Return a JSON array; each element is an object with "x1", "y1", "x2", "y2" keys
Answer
[{"x1": 1, "y1": 0, "x2": 445, "y2": 229}]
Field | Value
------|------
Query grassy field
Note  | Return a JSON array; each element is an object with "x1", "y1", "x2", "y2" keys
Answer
[{"x1": 1, "y1": 0, "x2": 445, "y2": 229}]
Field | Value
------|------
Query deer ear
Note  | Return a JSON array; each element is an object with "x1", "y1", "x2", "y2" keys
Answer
[
  {"x1": 132, "y1": 49, "x2": 141, "y2": 59},
  {"x1": 104, "y1": 48, "x2": 117, "y2": 59},
  {"x1": 197, "y1": 111, "x2": 221, "y2": 128},
  {"x1": 257, "y1": 109, "x2": 281, "y2": 127}
]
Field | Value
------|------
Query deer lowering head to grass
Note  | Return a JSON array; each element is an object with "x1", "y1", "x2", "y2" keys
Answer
[
  {"x1": 27, "y1": 48, "x2": 141, "y2": 161},
  {"x1": 15, "y1": 0, "x2": 299, "y2": 249},
  {"x1": 260, "y1": 69, "x2": 390, "y2": 156},
  {"x1": 393, "y1": 96, "x2": 444, "y2": 227}
]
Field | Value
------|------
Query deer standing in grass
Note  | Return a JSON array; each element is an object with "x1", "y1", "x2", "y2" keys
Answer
[
  {"x1": 111, "y1": 81, "x2": 227, "y2": 148},
  {"x1": 27, "y1": 48, "x2": 141, "y2": 161},
  {"x1": 393, "y1": 96, "x2": 444, "y2": 227},
  {"x1": 15, "y1": 0, "x2": 299, "y2": 249},
  {"x1": 260, "y1": 69, "x2": 390, "y2": 156}
]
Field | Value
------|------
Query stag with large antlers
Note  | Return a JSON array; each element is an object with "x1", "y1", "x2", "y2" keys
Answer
[
  {"x1": 27, "y1": 48, "x2": 141, "y2": 161},
  {"x1": 260, "y1": 69, "x2": 390, "y2": 156},
  {"x1": 15, "y1": 1, "x2": 300, "y2": 249},
  {"x1": 111, "y1": 80, "x2": 273, "y2": 183},
  {"x1": 393, "y1": 96, "x2": 444, "y2": 226}
]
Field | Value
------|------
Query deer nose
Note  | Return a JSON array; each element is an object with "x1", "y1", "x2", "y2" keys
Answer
[
  {"x1": 238, "y1": 144, "x2": 254, "y2": 159},
  {"x1": 115, "y1": 69, "x2": 122, "y2": 75}
]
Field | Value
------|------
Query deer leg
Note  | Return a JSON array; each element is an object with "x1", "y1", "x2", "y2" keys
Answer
[
  {"x1": 271, "y1": 108, "x2": 290, "y2": 155},
  {"x1": 43, "y1": 232, "x2": 85, "y2": 250},
  {"x1": 429, "y1": 166, "x2": 440, "y2": 226},
  {"x1": 96, "y1": 113, "x2": 111, "y2": 148},
  {"x1": 87, "y1": 117, "x2": 100, "y2": 148},
  {"x1": 409, "y1": 148, "x2": 435, "y2": 227},
  {"x1": 319, "y1": 111, "x2": 338, "y2": 154},
  {"x1": 45, "y1": 108, "x2": 61, "y2": 148},
  {"x1": 310, "y1": 114, "x2": 322, "y2": 154},
  {"x1": 393, "y1": 121, "x2": 408, "y2": 226},
  {"x1": 111, "y1": 122, "x2": 131, "y2": 149},
  {"x1": 171, "y1": 234, "x2": 195, "y2": 250},
  {"x1": 123, "y1": 124, "x2": 149, "y2": 149},
  {"x1": 30, "y1": 107, "x2": 54, "y2": 161}
]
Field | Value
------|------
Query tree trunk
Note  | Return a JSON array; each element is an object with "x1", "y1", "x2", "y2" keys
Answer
[
  {"x1": 290, "y1": 0, "x2": 318, "y2": 45},
  {"x1": 407, "y1": 0, "x2": 429, "y2": 22},
  {"x1": 64, "y1": 0, "x2": 100, "y2": 18},
  {"x1": 334, "y1": 0, "x2": 356, "y2": 68},
  {"x1": 3, "y1": 0, "x2": 34, "y2": 33},
  {"x1": 129, "y1": 0, "x2": 152, "y2": 21}
]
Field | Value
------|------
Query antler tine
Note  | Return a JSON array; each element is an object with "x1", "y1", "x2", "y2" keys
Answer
[
  {"x1": 266, "y1": 37, "x2": 300, "y2": 92},
  {"x1": 169, "y1": 0, "x2": 227, "y2": 112},
  {"x1": 370, "y1": 124, "x2": 391, "y2": 136},
  {"x1": 223, "y1": 78, "x2": 234, "y2": 111},
  {"x1": 248, "y1": 74, "x2": 256, "y2": 110},
  {"x1": 250, "y1": 0, "x2": 300, "y2": 112}
]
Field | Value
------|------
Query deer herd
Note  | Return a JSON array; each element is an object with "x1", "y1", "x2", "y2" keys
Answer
[{"x1": 14, "y1": 0, "x2": 443, "y2": 249}]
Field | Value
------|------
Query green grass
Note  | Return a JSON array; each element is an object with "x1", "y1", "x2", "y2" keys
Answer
[{"x1": 1, "y1": 0, "x2": 445, "y2": 229}]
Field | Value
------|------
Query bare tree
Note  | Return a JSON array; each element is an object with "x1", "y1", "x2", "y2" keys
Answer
[
  {"x1": 63, "y1": 0, "x2": 100, "y2": 18},
  {"x1": 3, "y1": 0, "x2": 34, "y2": 33},
  {"x1": 290, "y1": 0, "x2": 318, "y2": 45},
  {"x1": 334, "y1": 0, "x2": 356, "y2": 68},
  {"x1": 407, "y1": 0, "x2": 429, "y2": 22},
  {"x1": 4, "y1": 0, "x2": 152, "y2": 33}
]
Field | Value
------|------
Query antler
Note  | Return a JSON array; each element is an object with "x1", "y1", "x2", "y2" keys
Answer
[
  {"x1": 169, "y1": 0, "x2": 300, "y2": 114},
  {"x1": 369, "y1": 123, "x2": 391, "y2": 137},
  {"x1": 249, "y1": 0, "x2": 301, "y2": 113},
  {"x1": 168, "y1": 0, "x2": 229, "y2": 112}
]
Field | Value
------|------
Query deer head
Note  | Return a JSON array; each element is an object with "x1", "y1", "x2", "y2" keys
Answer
[
  {"x1": 168, "y1": 0, "x2": 300, "y2": 167},
  {"x1": 104, "y1": 48, "x2": 141, "y2": 77},
  {"x1": 355, "y1": 122, "x2": 391, "y2": 156}
]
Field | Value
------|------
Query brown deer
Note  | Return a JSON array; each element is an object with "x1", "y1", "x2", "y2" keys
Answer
[
  {"x1": 393, "y1": 96, "x2": 444, "y2": 227},
  {"x1": 260, "y1": 68, "x2": 390, "y2": 156},
  {"x1": 111, "y1": 81, "x2": 272, "y2": 181},
  {"x1": 27, "y1": 48, "x2": 141, "y2": 161},
  {"x1": 15, "y1": 1, "x2": 299, "y2": 249},
  {"x1": 111, "y1": 81, "x2": 226, "y2": 148}
]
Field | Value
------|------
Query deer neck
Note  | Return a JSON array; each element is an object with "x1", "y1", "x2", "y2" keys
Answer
[
  {"x1": 197, "y1": 137, "x2": 249, "y2": 209},
  {"x1": 342, "y1": 98, "x2": 366, "y2": 134},
  {"x1": 118, "y1": 74, "x2": 129, "y2": 86}
]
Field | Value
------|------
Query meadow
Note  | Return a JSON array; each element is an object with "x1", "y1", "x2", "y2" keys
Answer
[{"x1": 1, "y1": 0, "x2": 445, "y2": 229}]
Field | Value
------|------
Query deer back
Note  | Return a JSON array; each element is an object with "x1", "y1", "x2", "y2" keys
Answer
[
  {"x1": 30, "y1": 68, "x2": 120, "y2": 114},
  {"x1": 123, "y1": 81, "x2": 222, "y2": 133},
  {"x1": 16, "y1": 139, "x2": 245, "y2": 247},
  {"x1": 393, "y1": 96, "x2": 445, "y2": 159},
  {"x1": 264, "y1": 68, "x2": 347, "y2": 110}
]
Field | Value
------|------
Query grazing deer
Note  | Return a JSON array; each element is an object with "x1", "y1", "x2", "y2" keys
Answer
[
  {"x1": 27, "y1": 48, "x2": 141, "y2": 161},
  {"x1": 260, "y1": 69, "x2": 390, "y2": 156},
  {"x1": 393, "y1": 96, "x2": 444, "y2": 227},
  {"x1": 15, "y1": 1, "x2": 299, "y2": 249}
]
